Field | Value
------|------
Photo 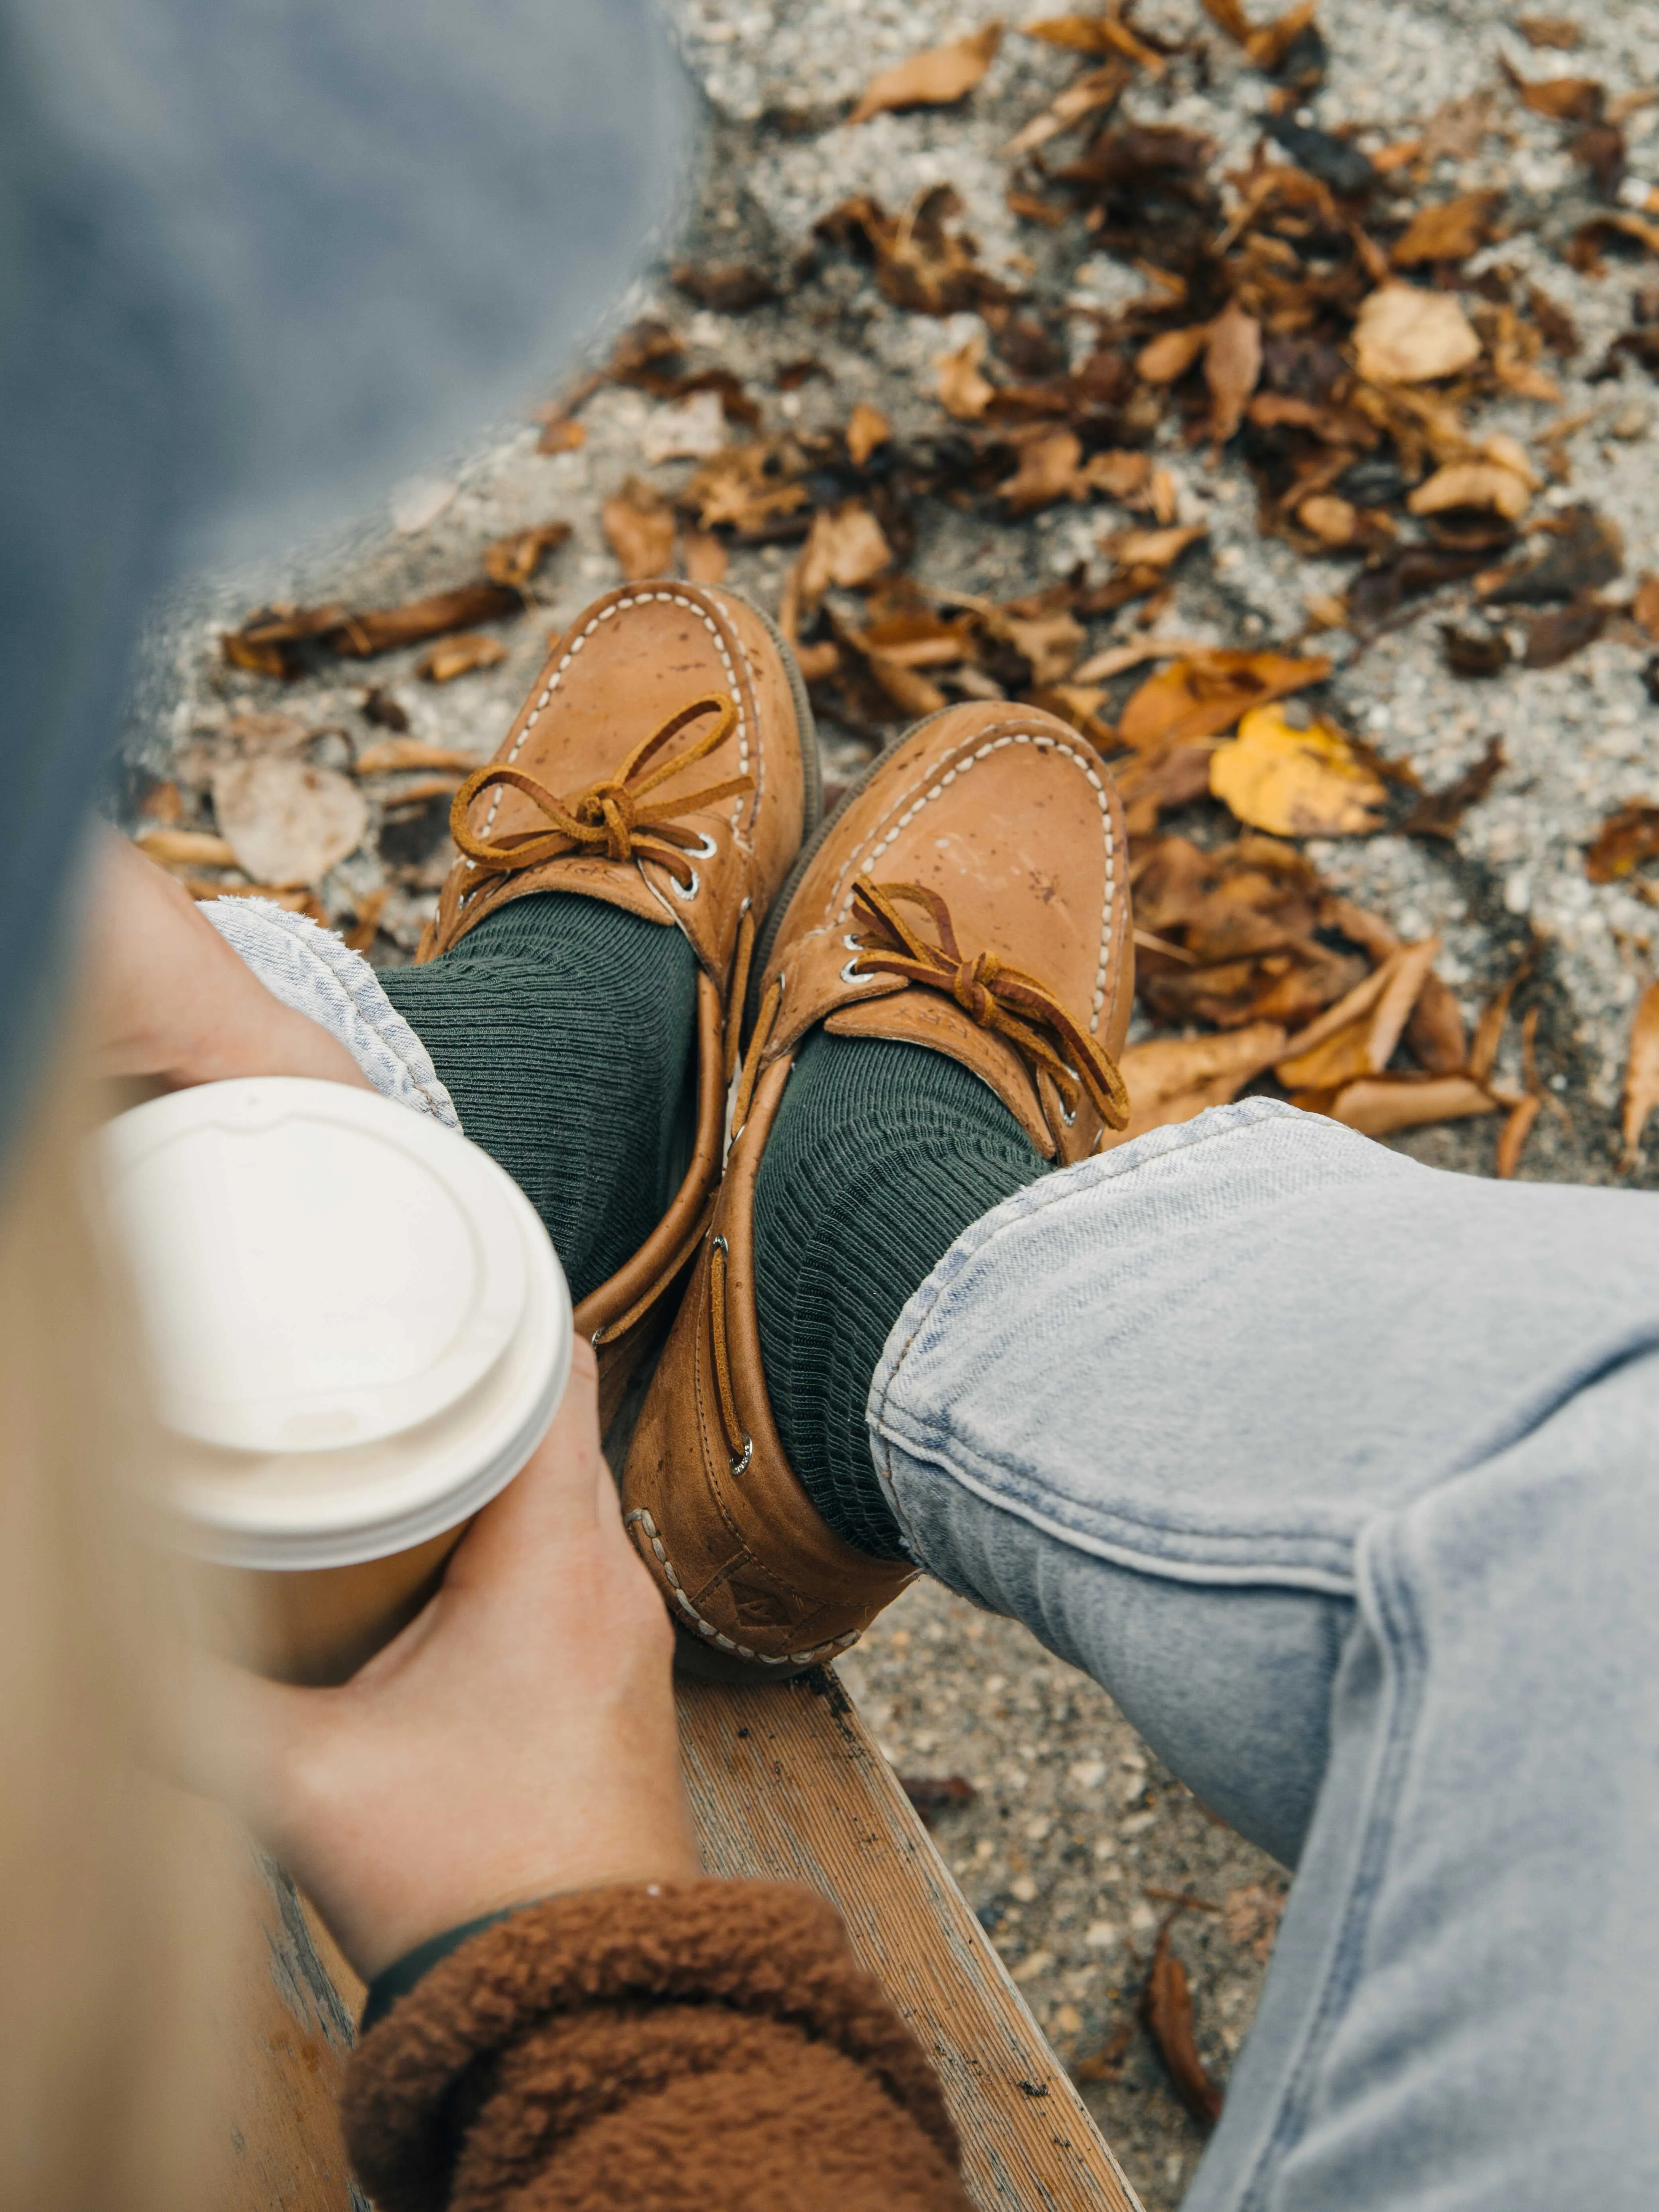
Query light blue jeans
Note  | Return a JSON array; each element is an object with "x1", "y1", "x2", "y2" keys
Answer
[{"x1": 870, "y1": 1096, "x2": 1659, "y2": 2211}]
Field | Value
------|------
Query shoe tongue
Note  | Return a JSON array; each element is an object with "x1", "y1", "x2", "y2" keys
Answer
[{"x1": 823, "y1": 991, "x2": 1059, "y2": 1160}]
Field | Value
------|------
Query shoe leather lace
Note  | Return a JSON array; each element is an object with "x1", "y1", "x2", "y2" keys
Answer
[
  {"x1": 845, "y1": 876, "x2": 1131, "y2": 1131},
  {"x1": 447, "y1": 692, "x2": 753, "y2": 890}
]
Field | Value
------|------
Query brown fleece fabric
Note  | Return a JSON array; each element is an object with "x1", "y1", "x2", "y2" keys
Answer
[{"x1": 342, "y1": 1879, "x2": 972, "y2": 2212}]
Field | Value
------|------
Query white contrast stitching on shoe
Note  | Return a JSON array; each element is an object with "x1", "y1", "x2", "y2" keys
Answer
[
  {"x1": 624, "y1": 1509, "x2": 859, "y2": 1667},
  {"x1": 472, "y1": 587, "x2": 751, "y2": 855}
]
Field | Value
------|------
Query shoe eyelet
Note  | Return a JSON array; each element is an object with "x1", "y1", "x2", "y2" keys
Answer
[
  {"x1": 686, "y1": 830, "x2": 719, "y2": 861},
  {"x1": 670, "y1": 867, "x2": 701, "y2": 902},
  {"x1": 729, "y1": 1436, "x2": 753, "y2": 1477},
  {"x1": 842, "y1": 933, "x2": 863, "y2": 952},
  {"x1": 840, "y1": 957, "x2": 869, "y2": 985},
  {"x1": 1058, "y1": 1062, "x2": 1079, "y2": 1128}
]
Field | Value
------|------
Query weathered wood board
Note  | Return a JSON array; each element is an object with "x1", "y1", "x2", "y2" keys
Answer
[{"x1": 211, "y1": 1669, "x2": 1139, "y2": 2212}]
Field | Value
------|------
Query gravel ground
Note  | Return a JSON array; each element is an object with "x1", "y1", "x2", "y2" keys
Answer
[{"x1": 118, "y1": 3, "x2": 1659, "y2": 2205}]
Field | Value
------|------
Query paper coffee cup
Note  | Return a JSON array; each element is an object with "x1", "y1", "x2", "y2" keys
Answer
[{"x1": 102, "y1": 1077, "x2": 571, "y2": 1683}]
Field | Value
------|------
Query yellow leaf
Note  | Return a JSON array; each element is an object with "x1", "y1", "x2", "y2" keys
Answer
[
  {"x1": 936, "y1": 333, "x2": 995, "y2": 420},
  {"x1": 1407, "y1": 461, "x2": 1531, "y2": 521},
  {"x1": 1210, "y1": 704, "x2": 1387, "y2": 837}
]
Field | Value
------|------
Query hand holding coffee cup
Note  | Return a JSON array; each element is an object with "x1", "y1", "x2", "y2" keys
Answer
[{"x1": 103, "y1": 1077, "x2": 572, "y2": 1683}]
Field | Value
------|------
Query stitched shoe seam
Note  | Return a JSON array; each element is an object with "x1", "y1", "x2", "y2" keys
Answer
[{"x1": 624, "y1": 1509, "x2": 857, "y2": 1666}]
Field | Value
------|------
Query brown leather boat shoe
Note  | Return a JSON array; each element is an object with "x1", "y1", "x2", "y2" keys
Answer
[
  {"x1": 420, "y1": 582, "x2": 819, "y2": 1422},
  {"x1": 622, "y1": 700, "x2": 1133, "y2": 1676}
]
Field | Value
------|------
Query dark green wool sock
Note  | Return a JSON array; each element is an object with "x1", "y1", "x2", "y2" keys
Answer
[
  {"x1": 752, "y1": 1032, "x2": 1049, "y2": 1562},
  {"x1": 380, "y1": 894, "x2": 699, "y2": 1306}
]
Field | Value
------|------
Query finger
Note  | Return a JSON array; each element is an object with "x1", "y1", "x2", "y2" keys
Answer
[
  {"x1": 164, "y1": 1647, "x2": 322, "y2": 1850},
  {"x1": 440, "y1": 1342, "x2": 606, "y2": 1592}
]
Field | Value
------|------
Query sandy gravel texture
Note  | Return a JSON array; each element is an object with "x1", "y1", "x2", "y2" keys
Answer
[{"x1": 116, "y1": 2, "x2": 1659, "y2": 2204}]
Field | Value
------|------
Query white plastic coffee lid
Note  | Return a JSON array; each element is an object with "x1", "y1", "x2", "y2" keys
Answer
[{"x1": 102, "y1": 1077, "x2": 571, "y2": 1570}]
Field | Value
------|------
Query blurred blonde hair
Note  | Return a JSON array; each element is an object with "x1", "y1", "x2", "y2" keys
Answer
[{"x1": 0, "y1": 1050, "x2": 220, "y2": 2212}]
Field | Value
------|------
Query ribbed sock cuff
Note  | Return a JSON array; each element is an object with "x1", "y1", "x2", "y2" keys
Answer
[
  {"x1": 753, "y1": 1033, "x2": 1048, "y2": 1560},
  {"x1": 380, "y1": 894, "x2": 699, "y2": 1306}
]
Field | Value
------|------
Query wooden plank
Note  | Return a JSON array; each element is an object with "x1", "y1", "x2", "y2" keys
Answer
[
  {"x1": 188, "y1": 1801, "x2": 368, "y2": 2212},
  {"x1": 678, "y1": 1666, "x2": 1143, "y2": 2212}
]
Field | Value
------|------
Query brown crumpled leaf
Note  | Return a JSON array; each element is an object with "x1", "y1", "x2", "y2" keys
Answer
[
  {"x1": 1200, "y1": 0, "x2": 1319, "y2": 72},
  {"x1": 1523, "y1": 593, "x2": 1607, "y2": 669},
  {"x1": 1120, "y1": 651, "x2": 1332, "y2": 749},
  {"x1": 936, "y1": 333, "x2": 995, "y2": 420},
  {"x1": 360, "y1": 687, "x2": 410, "y2": 732},
  {"x1": 211, "y1": 757, "x2": 368, "y2": 887},
  {"x1": 416, "y1": 632, "x2": 508, "y2": 683},
  {"x1": 898, "y1": 1774, "x2": 977, "y2": 1824},
  {"x1": 1102, "y1": 1023, "x2": 1288, "y2": 1148},
  {"x1": 1407, "y1": 461, "x2": 1531, "y2": 522},
  {"x1": 1402, "y1": 738, "x2": 1505, "y2": 838},
  {"x1": 794, "y1": 500, "x2": 894, "y2": 611},
  {"x1": 682, "y1": 442, "x2": 811, "y2": 535},
  {"x1": 816, "y1": 187, "x2": 1013, "y2": 317},
  {"x1": 669, "y1": 262, "x2": 778, "y2": 313},
  {"x1": 1211, "y1": 705, "x2": 1387, "y2": 837},
  {"x1": 1622, "y1": 979, "x2": 1659, "y2": 1167},
  {"x1": 1480, "y1": 505, "x2": 1622, "y2": 605},
  {"x1": 1137, "y1": 322, "x2": 1212, "y2": 385},
  {"x1": 1277, "y1": 938, "x2": 1439, "y2": 1091},
  {"x1": 1632, "y1": 574, "x2": 1659, "y2": 640},
  {"x1": 1353, "y1": 284, "x2": 1482, "y2": 383},
  {"x1": 1141, "y1": 1924, "x2": 1222, "y2": 2127},
  {"x1": 1001, "y1": 429, "x2": 1085, "y2": 514},
  {"x1": 1322, "y1": 1072, "x2": 1501, "y2": 1137},
  {"x1": 1517, "y1": 14, "x2": 1581, "y2": 47},
  {"x1": 682, "y1": 526, "x2": 730, "y2": 585},
  {"x1": 483, "y1": 520, "x2": 571, "y2": 591},
  {"x1": 1023, "y1": 10, "x2": 1165, "y2": 70},
  {"x1": 1440, "y1": 625, "x2": 1512, "y2": 679},
  {"x1": 602, "y1": 477, "x2": 676, "y2": 580},
  {"x1": 1390, "y1": 193, "x2": 1500, "y2": 267},
  {"x1": 1501, "y1": 61, "x2": 1604, "y2": 122},
  {"x1": 354, "y1": 739, "x2": 481, "y2": 776},
  {"x1": 847, "y1": 22, "x2": 1003, "y2": 125},
  {"x1": 331, "y1": 585, "x2": 520, "y2": 660},
  {"x1": 1496, "y1": 1089, "x2": 1543, "y2": 1180},
  {"x1": 1205, "y1": 301, "x2": 1262, "y2": 445},
  {"x1": 845, "y1": 402, "x2": 893, "y2": 465},
  {"x1": 342, "y1": 884, "x2": 390, "y2": 955},
  {"x1": 1586, "y1": 801, "x2": 1659, "y2": 883}
]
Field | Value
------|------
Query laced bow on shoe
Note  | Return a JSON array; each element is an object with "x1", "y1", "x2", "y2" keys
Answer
[
  {"x1": 447, "y1": 692, "x2": 751, "y2": 891},
  {"x1": 845, "y1": 875, "x2": 1131, "y2": 1131}
]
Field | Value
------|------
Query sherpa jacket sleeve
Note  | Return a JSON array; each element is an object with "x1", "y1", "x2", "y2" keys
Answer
[{"x1": 340, "y1": 1879, "x2": 973, "y2": 2212}]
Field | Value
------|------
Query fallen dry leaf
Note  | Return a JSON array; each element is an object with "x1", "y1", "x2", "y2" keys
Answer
[
  {"x1": 343, "y1": 884, "x2": 390, "y2": 955},
  {"x1": 1523, "y1": 595, "x2": 1606, "y2": 669},
  {"x1": 1633, "y1": 574, "x2": 1659, "y2": 639},
  {"x1": 1390, "y1": 193, "x2": 1499, "y2": 267},
  {"x1": 1277, "y1": 939, "x2": 1439, "y2": 1091},
  {"x1": 1103, "y1": 1023, "x2": 1287, "y2": 1146},
  {"x1": 536, "y1": 414, "x2": 587, "y2": 455},
  {"x1": 1517, "y1": 14, "x2": 1581, "y2": 47},
  {"x1": 1210, "y1": 705, "x2": 1387, "y2": 837},
  {"x1": 1003, "y1": 608, "x2": 1085, "y2": 685},
  {"x1": 602, "y1": 477, "x2": 677, "y2": 580},
  {"x1": 1141, "y1": 1924, "x2": 1222, "y2": 2127},
  {"x1": 683, "y1": 442, "x2": 811, "y2": 535},
  {"x1": 1401, "y1": 738, "x2": 1505, "y2": 838},
  {"x1": 1407, "y1": 461, "x2": 1531, "y2": 522},
  {"x1": 1001, "y1": 429, "x2": 1084, "y2": 514},
  {"x1": 354, "y1": 739, "x2": 480, "y2": 776},
  {"x1": 1622, "y1": 980, "x2": 1659, "y2": 1166},
  {"x1": 936, "y1": 333, "x2": 995, "y2": 420},
  {"x1": 416, "y1": 633, "x2": 508, "y2": 683},
  {"x1": 682, "y1": 526, "x2": 730, "y2": 585},
  {"x1": 846, "y1": 402, "x2": 893, "y2": 464},
  {"x1": 847, "y1": 22, "x2": 1003, "y2": 124},
  {"x1": 1353, "y1": 284, "x2": 1482, "y2": 383},
  {"x1": 331, "y1": 584, "x2": 520, "y2": 660},
  {"x1": 796, "y1": 500, "x2": 894, "y2": 609},
  {"x1": 1137, "y1": 323, "x2": 1212, "y2": 385},
  {"x1": 1501, "y1": 62, "x2": 1604, "y2": 122},
  {"x1": 483, "y1": 521, "x2": 571, "y2": 591},
  {"x1": 1496, "y1": 1091, "x2": 1543, "y2": 1179},
  {"x1": 669, "y1": 262, "x2": 778, "y2": 313},
  {"x1": 1586, "y1": 800, "x2": 1659, "y2": 883},
  {"x1": 1120, "y1": 651, "x2": 1332, "y2": 749},
  {"x1": 179, "y1": 879, "x2": 326, "y2": 922},
  {"x1": 1323, "y1": 1072, "x2": 1500, "y2": 1137},
  {"x1": 1222, "y1": 1882, "x2": 1285, "y2": 1963},
  {"x1": 1205, "y1": 300, "x2": 1262, "y2": 445},
  {"x1": 1023, "y1": 10, "x2": 1164, "y2": 69},
  {"x1": 211, "y1": 758, "x2": 368, "y2": 887},
  {"x1": 1481, "y1": 505, "x2": 1622, "y2": 605},
  {"x1": 135, "y1": 828, "x2": 238, "y2": 871},
  {"x1": 360, "y1": 687, "x2": 410, "y2": 732}
]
